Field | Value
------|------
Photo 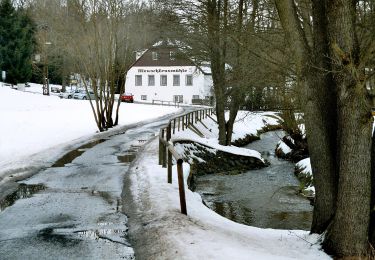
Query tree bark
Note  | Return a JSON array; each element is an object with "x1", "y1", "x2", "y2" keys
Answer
[
  {"x1": 207, "y1": 0, "x2": 227, "y2": 145},
  {"x1": 308, "y1": 0, "x2": 338, "y2": 234},
  {"x1": 275, "y1": 0, "x2": 338, "y2": 234},
  {"x1": 323, "y1": 0, "x2": 373, "y2": 256}
]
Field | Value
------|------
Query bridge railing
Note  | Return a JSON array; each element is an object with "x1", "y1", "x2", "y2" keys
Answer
[
  {"x1": 158, "y1": 107, "x2": 215, "y2": 215},
  {"x1": 152, "y1": 99, "x2": 180, "y2": 107}
]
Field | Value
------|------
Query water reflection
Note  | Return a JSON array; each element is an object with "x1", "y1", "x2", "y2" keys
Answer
[
  {"x1": 52, "y1": 139, "x2": 106, "y2": 167},
  {"x1": 0, "y1": 183, "x2": 46, "y2": 212},
  {"x1": 195, "y1": 131, "x2": 313, "y2": 230}
]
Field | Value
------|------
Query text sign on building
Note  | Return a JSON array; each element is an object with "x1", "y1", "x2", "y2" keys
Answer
[{"x1": 138, "y1": 68, "x2": 188, "y2": 73}]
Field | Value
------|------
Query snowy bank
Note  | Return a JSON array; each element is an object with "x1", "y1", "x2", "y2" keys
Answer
[
  {"x1": 295, "y1": 158, "x2": 315, "y2": 197},
  {"x1": 0, "y1": 85, "x2": 181, "y2": 182},
  {"x1": 171, "y1": 111, "x2": 281, "y2": 159},
  {"x1": 124, "y1": 138, "x2": 330, "y2": 259}
]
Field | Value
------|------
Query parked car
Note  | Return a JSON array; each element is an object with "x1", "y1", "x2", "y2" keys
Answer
[
  {"x1": 51, "y1": 86, "x2": 61, "y2": 93},
  {"x1": 59, "y1": 89, "x2": 80, "y2": 99},
  {"x1": 73, "y1": 89, "x2": 96, "y2": 100},
  {"x1": 120, "y1": 93, "x2": 134, "y2": 103}
]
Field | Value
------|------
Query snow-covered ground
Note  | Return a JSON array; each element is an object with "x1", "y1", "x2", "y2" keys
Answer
[
  {"x1": 172, "y1": 111, "x2": 280, "y2": 161},
  {"x1": 125, "y1": 110, "x2": 330, "y2": 259},
  {"x1": 0, "y1": 84, "x2": 181, "y2": 179},
  {"x1": 126, "y1": 138, "x2": 330, "y2": 259},
  {"x1": 0, "y1": 85, "x2": 330, "y2": 259},
  {"x1": 296, "y1": 158, "x2": 315, "y2": 195}
]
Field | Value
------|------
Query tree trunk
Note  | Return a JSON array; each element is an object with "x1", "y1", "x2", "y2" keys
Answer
[
  {"x1": 207, "y1": 0, "x2": 227, "y2": 145},
  {"x1": 323, "y1": 0, "x2": 373, "y2": 256},
  {"x1": 275, "y1": 0, "x2": 338, "y2": 234},
  {"x1": 308, "y1": 0, "x2": 338, "y2": 233}
]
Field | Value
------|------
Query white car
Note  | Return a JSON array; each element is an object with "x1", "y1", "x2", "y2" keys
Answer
[
  {"x1": 59, "y1": 89, "x2": 80, "y2": 99},
  {"x1": 73, "y1": 90, "x2": 96, "y2": 100}
]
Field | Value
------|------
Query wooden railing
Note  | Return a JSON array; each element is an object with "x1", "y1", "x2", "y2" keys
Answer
[
  {"x1": 152, "y1": 99, "x2": 180, "y2": 107},
  {"x1": 158, "y1": 107, "x2": 215, "y2": 215}
]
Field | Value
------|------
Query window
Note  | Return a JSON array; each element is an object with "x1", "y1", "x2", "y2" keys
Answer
[
  {"x1": 186, "y1": 74, "x2": 193, "y2": 86},
  {"x1": 160, "y1": 75, "x2": 167, "y2": 86},
  {"x1": 152, "y1": 51, "x2": 158, "y2": 60},
  {"x1": 192, "y1": 95, "x2": 200, "y2": 99},
  {"x1": 148, "y1": 75, "x2": 155, "y2": 86},
  {"x1": 141, "y1": 95, "x2": 147, "y2": 100},
  {"x1": 135, "y1": 75, "x2": 142, "y2": 86},
  {"x1": 170, "y1": 51, "x2": 175, "y2": 60},
  {"x1": 173, "y1": 75, "x2": 180, "y2": 86},
  {"x1": 174, "y1": 95, "x2": 183, "y2": 103}
]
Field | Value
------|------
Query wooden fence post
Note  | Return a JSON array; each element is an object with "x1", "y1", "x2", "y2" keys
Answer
[
  {"x1": 167, "y1": 124, "x2": 172, "y2": 183},
  {"x1": 158, "y1": 136, "x2": 162, "y2": 165},
  {"x1": 177, "y1": 160, "x2": 187, "y2": 215},
  {"x1": 161, "y1": 129, "x2": 165, "y2": 167},
  {"x1": 173, "y1": 119, "x2": 176, "y2": 134}
]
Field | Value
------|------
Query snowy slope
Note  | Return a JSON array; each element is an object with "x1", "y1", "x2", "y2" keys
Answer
[{"x1": 0, "y1": 85, "x2": 181, "y2": 176}]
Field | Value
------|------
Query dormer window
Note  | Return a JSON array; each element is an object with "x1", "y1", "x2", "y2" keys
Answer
[
  {"x1": 152, "y1": 51, "x2": 158, "y2": 60},
  {"x1": 170, "y1": 51, "x2": 175, "y2": 60}
]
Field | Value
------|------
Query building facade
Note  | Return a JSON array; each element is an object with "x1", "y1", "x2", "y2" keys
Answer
[{"x1": 125, "y1": 41, "x2": 213, "y2": 104}]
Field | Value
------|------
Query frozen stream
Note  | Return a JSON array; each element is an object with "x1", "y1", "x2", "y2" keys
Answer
[{"x1": 195, "y1": 131, "x2": 313, "y2": 230}]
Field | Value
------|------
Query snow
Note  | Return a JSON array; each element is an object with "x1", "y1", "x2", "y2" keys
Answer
[
  {"x1": 128, "y1": 138, "x2": 330, "y2": 259},
  {"x1": 1, "y1": 85, "x2": 330, "y2": 258},
  {"x1": 0, "y1": 84, "x2": 181, "y2": 177},
  {"x1": 296, "y1": 158, "x2": 312, "y2": 177},
  {"x1": 296, "y1": 158, "x2": 315, "y2": 195},
  {"x1": 171, "y1": 111, "x2": 280, "y2": 161},
  {"x1": 231, "y1": 111, "x2": 281, "y2": 140},
  {"x1": 173, "y1": 136, "x2": 263, "y2": 160},
  {"x1": 277, "y1": 140, "x2": 292, "y2": 155}
]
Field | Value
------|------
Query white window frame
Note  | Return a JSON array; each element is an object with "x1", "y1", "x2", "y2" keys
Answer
[
  {"x1": 173, "y1": 75, "x2": 180, "y2": 86},
  {"x1": 160, "y1": 75, "x2": 167, "y2": 86},
  {"x1": 148, "y1": 75, "x2": 155, "y2": 86},
  {"x1": 135, "y1": 75, "x2": 142, "y2": 86},
  {"x1": 186, "y1": 74, "x2": 193, "y2": 86},
  {"x1": 170, "y1": 51, "x2": 175, "y2": 60},
  {"x1": 152, "y1": 51, "x2": 158, "y2": 60}
]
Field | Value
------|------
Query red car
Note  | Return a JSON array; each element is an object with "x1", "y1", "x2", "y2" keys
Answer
[{"x1": 120, "y1": 93, "x2": 134, "y2": 103}]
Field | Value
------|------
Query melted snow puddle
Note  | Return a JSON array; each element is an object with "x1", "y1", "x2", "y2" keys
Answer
[
  {"x1": 0, "y1": 183, "x2": 46, "y2": 212},
  {"x1": 51, "y1": 139, "x2": 107, "y2": 167}
]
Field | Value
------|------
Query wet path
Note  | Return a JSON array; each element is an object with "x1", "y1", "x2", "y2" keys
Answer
[
  {"x1": 195, "y1": 131, "x2": 313, "y2": 230},
  {"x1": 0, "y1": 116, "x2": 181, "y2": 259}
]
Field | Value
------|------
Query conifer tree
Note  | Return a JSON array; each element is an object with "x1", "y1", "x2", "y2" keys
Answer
[{"x1": 0, "y1": 0, "x2": 35, "y2": 84}]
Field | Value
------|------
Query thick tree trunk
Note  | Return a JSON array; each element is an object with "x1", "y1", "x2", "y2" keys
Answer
[
  {"x1": 323, "y1": 81, "x2": 372, "y2": 256},
  {"x1": 370, "y1": 132, "x2": 375, "y2": 244},
  {"x1": 323, "y1": 0, "x2": 373, "y2": 256},
  {"x1": 275, "y1": 0, "x2": 338, "y2": 233},
  {"x1": 207, "y1": 0, "x2": 227, "y2": 145},
  {"x1": 308, "y1": 0, "x2": 338, "y2": 233},
  {"x1": 304, "y1": 70, "x2": 338, "y2": 234}
]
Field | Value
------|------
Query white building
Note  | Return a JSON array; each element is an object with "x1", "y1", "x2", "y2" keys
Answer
[{"x1": 125, "y1": 41, "x2": 213, "y2": 105}]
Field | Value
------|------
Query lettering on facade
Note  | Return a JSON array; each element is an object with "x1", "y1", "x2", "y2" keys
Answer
[{"x1": 138, "y1": 68, "x2": 188, "y2": 73}]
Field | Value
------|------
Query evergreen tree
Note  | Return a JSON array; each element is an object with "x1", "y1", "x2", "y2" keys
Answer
[{"x1": 0, "y1": 0, "x2": 35, "y2": 84}]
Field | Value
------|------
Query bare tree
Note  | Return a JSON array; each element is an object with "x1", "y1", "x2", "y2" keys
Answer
[{"x1": 275, "y1": 0, "x2": 375, "y2": 256}]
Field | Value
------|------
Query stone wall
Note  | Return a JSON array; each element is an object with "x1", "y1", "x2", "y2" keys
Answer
[{"x1": 174, "y1": 141, "x2": 267, "y2": 191}]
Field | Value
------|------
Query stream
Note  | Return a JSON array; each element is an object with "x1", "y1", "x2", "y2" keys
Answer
[{"x1": 194, "y1": 130, "x2": 313, "y2": 230}]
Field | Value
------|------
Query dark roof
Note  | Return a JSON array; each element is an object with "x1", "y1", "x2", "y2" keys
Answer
[{"x1": 131, "y1": 44, "x2": 195, "y2": 67}]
